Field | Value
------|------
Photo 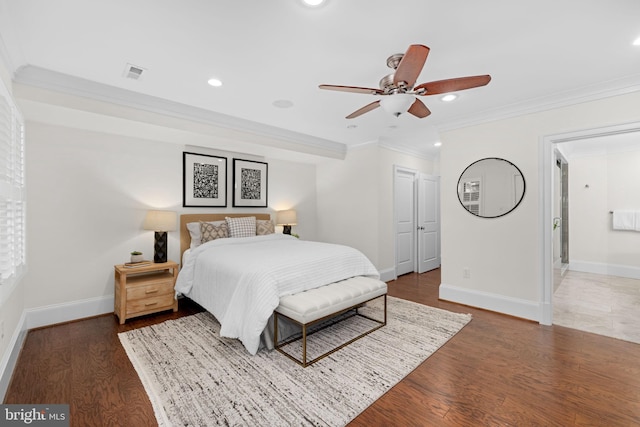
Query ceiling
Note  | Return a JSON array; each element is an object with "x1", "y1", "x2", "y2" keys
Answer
[{"x1": 1, "y1": 0, "x2": 639, "y2": 160}]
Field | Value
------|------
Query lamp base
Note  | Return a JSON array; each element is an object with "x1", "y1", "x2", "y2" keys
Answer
[
  {"x1": 282, "y1": 225, "x2": 292, "y2": 235},
  {"x1": 154, "y1": 231, "x2": 168, "y2": 263}
]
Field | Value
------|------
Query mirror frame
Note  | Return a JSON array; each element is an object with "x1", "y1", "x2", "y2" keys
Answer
[{"x1": 457, "y1": 157, "x2": 526, "y2": 218}]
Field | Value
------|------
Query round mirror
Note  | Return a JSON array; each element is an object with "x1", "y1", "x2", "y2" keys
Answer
[{"x1": 457, "y1": 157, "x2": 525, "y2": 218}]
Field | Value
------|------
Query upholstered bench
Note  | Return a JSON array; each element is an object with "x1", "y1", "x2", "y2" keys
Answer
[{"x1": 274, "y1": 276, "x2": 387, "y2": 367}]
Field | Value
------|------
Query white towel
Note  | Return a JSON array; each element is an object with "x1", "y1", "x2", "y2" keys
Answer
[{"x1": 612, "y1": 210, "x2": 638, "y2": 231}]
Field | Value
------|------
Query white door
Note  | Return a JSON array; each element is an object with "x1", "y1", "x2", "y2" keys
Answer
[
  {"x1": 394, "y1": 167, "x2": 416, "y2": 276},
  {"x1": 417, "y1": 174, "x2": 441, "y2": 273}
]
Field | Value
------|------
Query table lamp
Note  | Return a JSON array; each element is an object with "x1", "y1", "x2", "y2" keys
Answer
[
  {"x1": 276, "y1": 209, "x2": 297, "y2": 235},
  {"x1": 143, "y1": 210, "x2": 177, "y2": 263}
]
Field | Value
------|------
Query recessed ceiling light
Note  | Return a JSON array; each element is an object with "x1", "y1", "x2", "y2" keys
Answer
[
  {"x1": 302, "y1": 0, "x2": 326, "y2": 7},
  {"x1": 272, "y1": 99, "x2": 294, "y2": 108},
  {"x1": 207, "y1": 78, "x2": 222, "y2": 87},
  {"x1": 434, "y1": 141, "x2": 442, "y2": 147},
  {"x1": 633, "y1": 36, "x2": 640, "y2": 46},
  {"x1": 440, "y1": 94, "x2": 458, "y2": 102}
]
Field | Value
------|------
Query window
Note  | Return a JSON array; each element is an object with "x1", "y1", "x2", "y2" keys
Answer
[
  {"x1": 461, "y1": 178, "x2": 481, "y2": 216},
  {"x1": 0, "y1": 77, "x2": 25, "y2": 300}
]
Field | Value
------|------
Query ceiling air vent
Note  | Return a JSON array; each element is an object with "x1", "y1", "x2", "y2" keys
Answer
[{"x1": 123, "y1": 63, "x2": 146, "y2": 80}]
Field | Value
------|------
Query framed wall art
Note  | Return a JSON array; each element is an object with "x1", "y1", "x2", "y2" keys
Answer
[
  {"x1": 183, "y1": 152, "x2": 227, "y2": 207},
  {"x1": 233, "y1": 159, "x2": 268, "y2": 207}
]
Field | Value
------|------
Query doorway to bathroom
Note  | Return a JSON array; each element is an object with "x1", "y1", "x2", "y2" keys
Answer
[
  {"x1": 548, "y1": 126, "x2": 640, "y2": 344},
  {"x1": 552, "y1": 151, "x2": 569, "y2": 293}
]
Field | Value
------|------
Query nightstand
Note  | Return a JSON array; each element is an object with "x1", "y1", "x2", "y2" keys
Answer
[{"x1": 114, "y1": 260, "x2": 179, "y2": 324}]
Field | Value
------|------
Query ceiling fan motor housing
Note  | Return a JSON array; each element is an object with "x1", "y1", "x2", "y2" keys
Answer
[
  {"x1": 386, "y1": 53, "x2": 404, "y2": 70},
  {"x1": 379, "y1": 73, "x2": 412, "y2": 94}
]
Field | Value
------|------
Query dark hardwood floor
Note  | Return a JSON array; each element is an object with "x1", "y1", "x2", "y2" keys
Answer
[{"x1": 4, "y1": 269, "x2": 640, "y2": 426}]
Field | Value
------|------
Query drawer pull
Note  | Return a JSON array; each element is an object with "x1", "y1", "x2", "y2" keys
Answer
[
  {"x1": 145, "y1": 302, "x2": 158, "y2": 307},
  {"x1": 145, "y1": 289, "x2": 159, "y2": 294}
]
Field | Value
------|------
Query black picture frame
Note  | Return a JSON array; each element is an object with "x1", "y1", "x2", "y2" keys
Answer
[
  {"x1": 183, "y1": 152, "x2": 227, "y2": 207},
  {"x1": 232, "y1": 159, "x2": 268, "y2": 207}
]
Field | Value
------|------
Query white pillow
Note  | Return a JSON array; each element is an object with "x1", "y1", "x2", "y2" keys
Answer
[
  {"x1": 226, "y1": 216, "x2": 256, "y2": 238},
  {"x1": 187, "y1": 220, "x2": 226, "y2": 249}
]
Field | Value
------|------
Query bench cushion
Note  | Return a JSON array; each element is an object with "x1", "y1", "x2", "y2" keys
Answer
[{"x1": 276, "y1": 276, "x2": 387, "y2": 324}]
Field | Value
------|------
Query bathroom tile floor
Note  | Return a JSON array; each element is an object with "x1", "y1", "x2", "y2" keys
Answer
[{"x1": 553, "y1": 270, "x2": 640, "y2": 345}]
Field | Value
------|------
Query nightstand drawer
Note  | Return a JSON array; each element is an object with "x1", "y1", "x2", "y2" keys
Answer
[
  {"x1": 126, "y1": 293, "x2": 175, "y2": 315},
  {"x1": 127, "y1": 280, "x2": 174, "y2": 300}
]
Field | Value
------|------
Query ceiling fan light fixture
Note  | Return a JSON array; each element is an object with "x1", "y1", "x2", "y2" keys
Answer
[
  {"x1": 380, "y1": 94, "x2": 414, "y2": 117},
  {"x1": 207, "y1": 78, "x2": 222, "y2": 87},
  {"x1": 301, "y1": 0, "x2": 326, "y2": 7},
  {"x1": 272, "y1": 99, "x2": 294, "y2": 108}
]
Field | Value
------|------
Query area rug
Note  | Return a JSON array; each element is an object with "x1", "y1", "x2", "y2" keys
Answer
[{"x1": 118, "y1": 296, "x2": 471, "y2": 426}]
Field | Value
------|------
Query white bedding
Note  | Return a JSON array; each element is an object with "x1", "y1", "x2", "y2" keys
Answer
[{"x1": 175, "y1": 234, "x2": 379, "y2": 355}]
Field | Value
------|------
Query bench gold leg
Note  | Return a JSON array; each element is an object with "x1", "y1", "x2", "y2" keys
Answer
[
  {"x1": 302, "y1": 324, "x2": 307, "y2": 367},
  {"x1": 274, "y1": 293, "x2": 387, "y2": 367}
]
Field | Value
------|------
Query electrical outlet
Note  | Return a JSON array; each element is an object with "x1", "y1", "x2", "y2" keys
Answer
[{"x1": 463, "y1": 268, "x2": 471, "y2": 279}]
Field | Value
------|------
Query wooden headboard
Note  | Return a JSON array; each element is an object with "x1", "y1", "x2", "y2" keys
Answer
[{"x1": 180, "y1": 213, "x2": 272, "y2": 263}]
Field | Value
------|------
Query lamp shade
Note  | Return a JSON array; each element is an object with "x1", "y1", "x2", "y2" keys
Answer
[
  {"x1": 276, "y1": 209, "x2": 297, "y2": 225},
  {"x1": 143, "y1": 210, "x2": 177, "y2": 231},
  {"x1": 380, "y1": 93, "x2": 414, "y2": 117}
]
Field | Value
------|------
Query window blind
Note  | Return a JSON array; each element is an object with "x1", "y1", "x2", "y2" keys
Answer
[{"x1": 0, "y1": 79, "x2": 25, "y2": 292}]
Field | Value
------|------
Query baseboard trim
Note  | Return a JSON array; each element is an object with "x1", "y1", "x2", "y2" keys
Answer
[
  {"x1": 569, "y1": 260, "x2": 640, "y2": 280},
  {"x1": 25, "y1": 295, "x2": 115, "y2": 330},
  {"x1": 439, "y1": 283, "x2": 540, "y2": 322},
  {"x1": 0, "y1": 311, "x2": 27, "y2": 402},
  {"x1": 378, "y1": 267, "x2": 397, "y2": 283}
]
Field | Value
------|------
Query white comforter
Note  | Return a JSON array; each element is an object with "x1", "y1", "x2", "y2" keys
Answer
[{"x1": 175, "y1": 234, "x2": 379, "y2": 354}]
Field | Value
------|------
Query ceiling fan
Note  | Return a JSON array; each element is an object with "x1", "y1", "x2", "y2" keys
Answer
[{"x1": 319, "y1": 44, "x2": 491, "y2": 119}]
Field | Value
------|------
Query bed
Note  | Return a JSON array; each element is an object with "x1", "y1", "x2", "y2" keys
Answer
[{"x1": 175, "y1": 213, "x2": 380, "y2": 355}]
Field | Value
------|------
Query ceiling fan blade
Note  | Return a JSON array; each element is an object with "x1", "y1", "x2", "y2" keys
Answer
[
  {"x1": 393, "y1": 44, "x2": 430, "y2": 88},
  {"x1": 414, "y1": 75, "x2": 491, "y2": 95},
  {"x1": 346, "y1": 100, "x2": 381, "y2": 119},
  {"x1": 319, "y1": 84, "x2": 384, "y2": 95},
  {"x1": 408, "y1": 99, "x2": 431, "y2": 118}
]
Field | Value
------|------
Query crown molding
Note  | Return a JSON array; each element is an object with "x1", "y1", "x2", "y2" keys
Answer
[
  {"x1": 377, "y1": 140, "x2": 438, "y2": 161},
  {"x1": 438, "y1": 73, "x2": 640, "y2": 133},
  {"x1": 13, "y1": 65, "x2": 347, "y2": 160}
]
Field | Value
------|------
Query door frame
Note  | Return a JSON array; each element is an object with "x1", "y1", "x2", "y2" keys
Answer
[
  {"x1": 393, "y1": 165, "x2": 417, "y2": 277},
  {"x1": 393, "y1": 165, "x2": 441, "y2": 277},
  {"x1": 540, "y1": 120, "x2": 640, "y2": 325},
  {"x1": 417, "y1": 173, "x2": 441, "y2": 273}
]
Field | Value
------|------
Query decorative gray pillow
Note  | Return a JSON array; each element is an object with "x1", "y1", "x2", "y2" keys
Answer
[
  {"x1": 256, "y1": 219, "x2": 275, "y2": 235},
  {"x1": 188, "y1": 220, "x2": 226, "y2": 248},
  {"x1": 200, "y1": 221, "x2": 229, "y2": 243}
]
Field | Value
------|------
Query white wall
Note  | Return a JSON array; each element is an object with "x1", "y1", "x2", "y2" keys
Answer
[
  {"x1": 316, "y1": 145, "x2": 380, "y2": 265},
  {"x1": 316, "y1": 143, "x2": 435, "y2": 277},
  {"x1": 23, "y1": 122, "x2": 317, "y2": 311},
  {"x1": 440, "y1": 90, "x2": 640, "y2": 320},
  {"x1": 569, "y1": 148, "x2": 640, "y2": 274}
]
